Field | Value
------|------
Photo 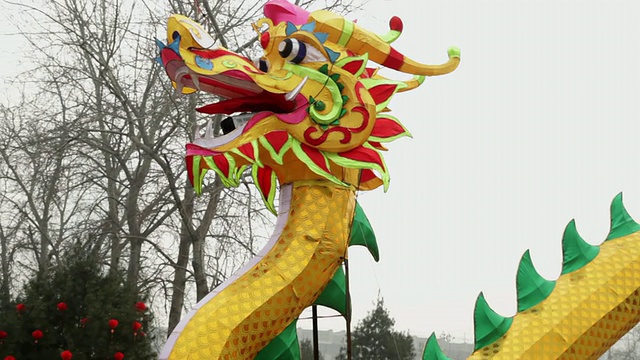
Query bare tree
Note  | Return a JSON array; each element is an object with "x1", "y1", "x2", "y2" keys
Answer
[{"x1": 1, "y1": 0, "x2": 359, "y2": 337}]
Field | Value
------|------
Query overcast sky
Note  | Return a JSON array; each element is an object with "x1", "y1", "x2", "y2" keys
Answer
[
  {"x1": 2, "y1": 0, "x2": 640, "y2": 347},
  {"x1": 299, "y1": 0, "x2": 640, "y2": 343}
]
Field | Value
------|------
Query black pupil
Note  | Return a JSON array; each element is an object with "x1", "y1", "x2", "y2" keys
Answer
[
  {"x1": 172, "y1": 31, "x2": 180, "y2": 40},
  {"x1": 279, "y1": 39, "x2": 293, "y2": 58},
  {"x1": 259, "y1": 60, "x2": 268, "y2": 72},
  {"x1": 221, "y1": 117, "x2": 236, "y2": 135}
]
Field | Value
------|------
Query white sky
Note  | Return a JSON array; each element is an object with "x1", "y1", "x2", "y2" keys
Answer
[
  {"x1": 301, "y1": 0, "x2": 640, "y2": 342},
  {"x1": 3, "y1": 0, "x2": 640, "y2": 347}
]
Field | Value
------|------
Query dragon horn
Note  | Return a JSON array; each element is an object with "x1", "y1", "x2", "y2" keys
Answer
[{"x1": 310, "y1": 10, "x2": 460, "y2": 76}]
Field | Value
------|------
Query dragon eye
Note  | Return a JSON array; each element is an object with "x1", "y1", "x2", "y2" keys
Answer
[
  {"x1": 278, "y1": 39, "x2": 327, "y2": 64},
  {"x1": 278, "y1": 38, "x2": 306, "y2": 64}
]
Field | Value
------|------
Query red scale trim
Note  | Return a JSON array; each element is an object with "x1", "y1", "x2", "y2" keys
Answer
[
  {"x1": 341, "y1": 59, "x2": 365, "y2": 75},
  {"x1": 264, "y1": 131, "x2": 289, "y2": 153},
  {"x1": 238, "y1": 143, "x2": 255, "y2": 161},
  {"x1": 360, "y1": 169, "x2": 379, "y2": 183},
  {"x1": 339, "y1": 146, "x2": 385, "y2": 171},
  {"x1": 256, "y1": 166, "x2": 274, "y2": 200},
  {"x1": 371, "y1": 118, "x2": 406, "y2": 138},
  {"x1": 212, "y1": 154, "x2": 231, "y2": 177},
  {"x1": 300, "y1": 143, "x2": 331, "y2": 173},
  {"x1": 368, "y1": 84, "x2": 398, "y2": 107}
]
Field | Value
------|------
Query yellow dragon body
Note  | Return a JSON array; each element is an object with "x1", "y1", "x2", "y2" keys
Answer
[{"x1": 157, "y1": 0, "x2": 458, "y2": 358}]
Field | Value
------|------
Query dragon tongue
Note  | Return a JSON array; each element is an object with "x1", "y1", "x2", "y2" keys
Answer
[{"x1": 197, "y1": 92, "x2": 296, "y2": 115}]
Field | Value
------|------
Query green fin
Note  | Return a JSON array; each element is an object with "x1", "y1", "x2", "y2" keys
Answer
[
  {"x1": 516, "y1": 250, "x2": 556, "y2": 312},
  {"x1": 255, "y1": 320, "x2": 301, "y2": 360},
  {"x1": 473, "y1": 292, "x2": 512, "y2": 351},
  {"x1": 349, "y1": 202, "x2": 380, "y2": 261},
  {"x1": 314, "y1": 266, "x2": 348, "y2": 317},
  {"x1": 606, "y1": 193, "x2": 640, "y2": 241},
  {"x1": 561, "y1": 220, "x2": 599, "y2": 274},
  {"x1": 422, "y1": 332, "x2": 451, "y2": 360}
]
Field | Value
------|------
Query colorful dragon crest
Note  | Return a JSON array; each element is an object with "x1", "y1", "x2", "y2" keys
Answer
[{"x1": 156, "y1": 0, "x2": 458, "y2": 358}]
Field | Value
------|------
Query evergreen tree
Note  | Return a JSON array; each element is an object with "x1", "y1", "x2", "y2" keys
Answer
[
  {"x1": 336, "y1": 298, "x2": 415, "y2": 360},
  {"x1": 0, "y1": 250, "x2": 156, "y2": 359}
]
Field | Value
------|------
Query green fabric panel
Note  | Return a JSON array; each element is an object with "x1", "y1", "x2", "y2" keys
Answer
[
  {"x1": 516, "y1": 250, "x2": 556, "y2": 312},
  {"x1": 606, "y1": 192, "x2": 640, "y2": 241},
  {"x1": 255, "y1": 320, "x2": 301, "y2": 360},
  {"x1": 349, "y1": 202, "x2": 380, "y2": 261},
  {"x1": 473, "y1": 292, "x2": 513, "y2": 351},
  {"x1": 422, "y1": 333, "x2": 451, "y2": 360},
  {"x1": 314, "y1": 266, "x2": 348, "y2": 317},
  {"x1": 561, "y1": 219, "x2": 600, "y2": 275}
]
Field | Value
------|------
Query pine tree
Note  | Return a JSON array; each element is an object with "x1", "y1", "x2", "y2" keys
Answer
[
  {"x1": 0, "y1": 250, "x2": 156, "y2": 359},
  {"x1": 336, "y1": 298, "x2": 415, "y2": 360}
]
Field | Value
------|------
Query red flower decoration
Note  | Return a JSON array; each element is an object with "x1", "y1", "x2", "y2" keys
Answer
[
  {"x1": 4, "y1": 356, "x2": 16, "y2": 360},
  {"x1": 113, "y1": 352, "x2": 125, "y2": 360},
  {"x1": 135, "y1": 301, "x2": 146, "y2": 312},
  {"x1": 0, "y1": 330, "x2": 7, "y2": 339},
  {"x1": 57, "y1": 302, "x2": 68, "y2": 311},
  {"x1": 132, "y1": 321, "x2": 142, "y2": 333},
  {"x1": 32, "y1": 329, "x2": 43, "y2": 343},
  {"x1": 15, "y1": 303, "x2": 25, "y2": 313},
  {"x1": 61, "y1": 350, "x2": 73, "y2": 360}
]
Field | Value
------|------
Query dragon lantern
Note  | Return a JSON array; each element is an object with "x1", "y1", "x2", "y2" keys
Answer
[{"x1": 157, "y1": 0, "x2": 457, "y2": 358}]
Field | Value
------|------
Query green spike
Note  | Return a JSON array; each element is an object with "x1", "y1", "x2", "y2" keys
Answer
[
  {"x1": 255, "y1": 320, "x2": 300, "y2": 360},
  {"x1": 422, "y1": 333, "x2": 451, "y2": 360},
  {"x1": 349, "y1": 202, "x2": 379, "y2": 261},
  {"x1": 330, "y1": 73, "x2": 341, "y2": 82},
  {"x1": 337, "y1": 82, "x2": 345, "y2": 92},
  {"x1": 341, "y1": 95, "x2": 349, "y2": 104},
  {"x1": 473, "y1": 292, "x2": 512, "y2": 351},
  {"x1": 318, "y1": 64, "x2": 329, "y2": 75},
  {"x1": 516, "y1": 250, "x2": 556, "y2": 312},
  {"x1": 561, "y1": 220, "x2": 599, "y2": 274},
  {"x1": 314, "y1": 266, "x2": 347, "y2": 317},
  {"x1": 606, "y1": 193, "x2": 640, "y2": 241},
  {"x1": 339, "y1": 108, "x2": 347, "y2": 119}
]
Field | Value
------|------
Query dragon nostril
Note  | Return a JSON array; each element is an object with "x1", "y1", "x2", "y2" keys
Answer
[
  {"x1": 221, "y1": 117, "x2": 236, "y2": 135},
  {"x1": 172, "y1": 31, "x2": 180, "y2": 40}
]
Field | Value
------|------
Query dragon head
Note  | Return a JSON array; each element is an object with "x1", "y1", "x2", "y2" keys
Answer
[{"x1": 158, "y1": 0, "x2": 459, "y2": 213}]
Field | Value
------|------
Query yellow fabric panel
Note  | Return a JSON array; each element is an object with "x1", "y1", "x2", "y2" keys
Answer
[{"x1": 168, "y1": 182, "x2": 355, "y2": 359}]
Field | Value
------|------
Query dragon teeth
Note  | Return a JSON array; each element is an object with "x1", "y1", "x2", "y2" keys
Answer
[{"x1": 285, "y1": 76, "x2": 308, "y2": 101}]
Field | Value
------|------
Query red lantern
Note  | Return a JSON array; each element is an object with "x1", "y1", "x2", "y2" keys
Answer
[
  {"x1": 79, "y1": 317, "x2": 88, "y2": 327},
  {"x1": 108, "y1": 319, "x2": 119, "y2": 334},
  {"x1": 15, "y1": 303, "x2": 25, "y2": 313},
  {"x1": 60, "y1": 350, "x2": 73, "y2": 360},
  {"x1": 132, "y1": 321, "x2": 142, "y2": 333},
  {"x1": 57, "y1": 302, "x2": 68, "y2": 312},
  {"x1": 0, "y1": 330, "x2": 7, "y2": 339},
  {"x1": 113, "y1": 352, "x2": 125, "y2": 360},
  {"x1": 4, "y1": 356, "x2": 16, "y2": 360},
  {"x1": 32, "y1": 329, "x2": 43, "y2": 343},
  {"x1": 135, "y1": 301, "x2": 146, "y2": 312}
]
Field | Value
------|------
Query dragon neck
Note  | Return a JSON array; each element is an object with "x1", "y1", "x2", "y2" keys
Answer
[{"x1": 161, "y1": 180, "x2": 356, "y2": 359}]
